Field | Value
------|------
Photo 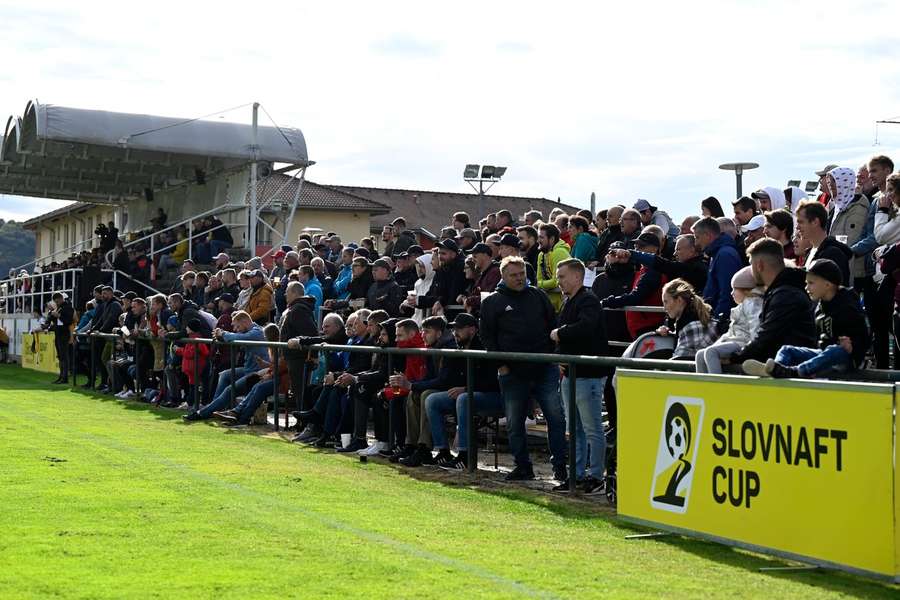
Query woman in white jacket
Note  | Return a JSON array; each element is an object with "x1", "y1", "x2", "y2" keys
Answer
[
  {"x1": 401, "y1": 254, "x2": 436, "y2": 325},
  {"x1": 695, "y1": 266, "x2": 765, "y2": 373}
]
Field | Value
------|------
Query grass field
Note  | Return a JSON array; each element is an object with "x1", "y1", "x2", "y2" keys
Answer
[{"x1": 0, "y1": 365, "x2": 897, "y2": 599}]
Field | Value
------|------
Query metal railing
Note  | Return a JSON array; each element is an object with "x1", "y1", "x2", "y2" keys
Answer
[
  {"x1": 69, "y1": 330, "x2": 693, "y2": 493},
  {"x1": 103, "y1": 203, "x2": 247, "y2": 276}
]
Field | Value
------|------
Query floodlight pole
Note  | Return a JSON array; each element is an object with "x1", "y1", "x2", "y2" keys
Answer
[
  {"x1": 465, "y1": 178, "x2": 497, "y2": 221},
  {"x1": 249, "y1": 102, "x2": 260, "y2": 256}
]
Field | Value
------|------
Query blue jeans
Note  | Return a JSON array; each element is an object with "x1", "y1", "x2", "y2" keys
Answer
[
  {"x1": 775, "y1": 345, "x2": 851, "y2": 377},
  {"x1": 313, "y1": 385, "x2": 350, "y2": 435},
  {"x1": 425, "y1": 391, "x2": 504, "y2": 450},
  {"x1": 198, "y1": 369, "x2": 254, "y2": 418},
  {"x1": 560, "y1": 376, "x2": 607, "y2": 479},
  {"x1": 499, "y1": 365, "x2": 567, "y2": 471},
  {"x1": 233, "y1": 379, "x2": 275, "y2": 424}
]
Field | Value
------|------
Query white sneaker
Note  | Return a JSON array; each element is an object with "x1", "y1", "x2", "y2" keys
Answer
[
  {"x1": 176, "y1": 402, "x2": 190, "y2": 410},
  {"x1": 121, "y1": 390, "x2": 135, "y2": 399},
  {"x1": 358, "y1": 442, "x2": 381, "y2": 457},
  {"x1": 376, "y1": 441, "x2": 390, "y2": 452}
]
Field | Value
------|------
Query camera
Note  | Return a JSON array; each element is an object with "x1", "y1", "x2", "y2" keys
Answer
[{"x1": 95, "y1": 223, "x2": 108, "y2": 236}]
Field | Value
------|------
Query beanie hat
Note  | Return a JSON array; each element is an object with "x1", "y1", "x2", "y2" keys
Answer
[
  {"x1": 807, "y1": 259, "x2": 843, "y2": 287},
  {"x1": 730, "y1": 266, "x2": 757, "y2": 290}
]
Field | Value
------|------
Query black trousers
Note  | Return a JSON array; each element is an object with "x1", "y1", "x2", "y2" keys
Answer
[
  {"x1": 55, "y1": 329, "x2": 70, "y2": 380},
  {"x1": 871, "y1": 277, "x2": 895, "y2": 369},
  {"x1": 352, "y1": 382, "x2": 388, "y2": 443}
]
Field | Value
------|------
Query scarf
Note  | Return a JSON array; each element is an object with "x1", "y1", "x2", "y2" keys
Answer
[{"x1": 827, "y1": 167, "x2": 857, "y2": 214}]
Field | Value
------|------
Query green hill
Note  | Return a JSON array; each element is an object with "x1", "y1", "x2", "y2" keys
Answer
[{"x1": 0, "y1": 218, "x2": 35, "y2": 276}]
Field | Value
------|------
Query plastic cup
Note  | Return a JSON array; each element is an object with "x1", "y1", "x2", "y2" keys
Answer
[{"x1": 341, "y1": 433, "x2": 352, "y2": 448}]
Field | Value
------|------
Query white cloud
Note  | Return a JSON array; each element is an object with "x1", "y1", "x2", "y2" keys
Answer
[{"x1": 1, "y1": 0, "x2": 900, "y2": 223}]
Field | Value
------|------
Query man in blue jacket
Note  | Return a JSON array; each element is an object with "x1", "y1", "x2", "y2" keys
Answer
[
  {"x1": 184, "y1": 310, "x2": 267, "y2": 421},
  {"x1": 692, "y1": 217, "x2": 742, "y2": 320}
]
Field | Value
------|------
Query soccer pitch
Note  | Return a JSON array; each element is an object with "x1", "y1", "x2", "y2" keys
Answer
[{"x1": 0, "y1": 365, "x2": 895, "y2": 599}]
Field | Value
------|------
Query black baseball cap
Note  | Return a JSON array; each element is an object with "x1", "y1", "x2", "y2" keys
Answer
[
  {"x1": 438, "y1": 239, "x2": 460, "y2": 253},
  {"x1": 499, "y1": 233, "x2": 521, "y2": 248},
  {"x1": 470, "y1": 242, "x2": 493, "y2": 257},
  {"x1": 635, "y1": 232, "x2": 661, "y2": 248},
  {"x1": 407, "y1": 245, "x2": 425, "y2": 257},
  {"x1": 218, "y1": 293, "x2": 236, "y2": 304},
  {"x1": 449, "y1": 313, "x2": 478, "y2": 329}
]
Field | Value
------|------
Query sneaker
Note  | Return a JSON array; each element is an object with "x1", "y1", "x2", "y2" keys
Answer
[
  {"x1": 505, "y1": 465, "x2": 535, "y2": 481},
  {"x1": 741, "y1": 359, "x2": 772, "y2": 377},
  {"x1": 433, "y1": 449, "x2": 455, "y2": 465},
  {"x1": 399, "y1": 447, "x2": 432, "y2": 467},
  {"x1": 336, "y1": 438, "x2": 368, "y2": 453},
  {"x1": 358, "y1": 442, "x2": 383, "y2": 457},
  {"x1": 437, "y1": 451, "x2": 466, "y2": 471},
  {"x1": 313, "y1": 435, "x2": 335, "y2": 448},
  {"x1": 552, "y1": 480, "x2": 572, "y2": 493},
  {"x1": 213, "y1": 410, "x2": 239, "y2": 422},
  {"x1": 553, "y1": 467, "x2": 569, "y2": 482},
  {"x1": 770, "y1": 361, "x2": 801, "y2": 379},
  {"x1": 53, "y1": 379, "x2": 69, "y2": 385},
  {"x1": 582, "y1": 476, "x2": 606, "y2": 495},
  {"x1": 182, "y1": 412, "x2": 203, "y2": 422},
  {"x1": 222, "y1": 421, "x2": 249, "y2": 429},
  {"x1": 176, "y1": 402, "x2": 190, "y2": 410},
  {"x1": 121, "y1": 390, "x2": 135, "y2": 399},
  {"x1": 114, "y1": 390, "x2": 127, "y2": 399},
  {"x1": 389, "y1": 444, "x2": 416, "y2": 463},
  {"x1": 418, "y1": 446, "x2": 437, "y2": 466},
  {"x1": 292, "y1": 423, "x2": 322, "y2": 443}
]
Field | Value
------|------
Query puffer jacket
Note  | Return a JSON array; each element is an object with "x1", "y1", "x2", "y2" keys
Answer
[
  {"x1": 715, "y1": 287, "x2": 764, "y2": 345},
  {"x1": 247, "y1": 283, "x2": 274, "y2": 325}
]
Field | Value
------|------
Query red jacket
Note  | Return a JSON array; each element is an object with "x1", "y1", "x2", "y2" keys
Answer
[
  {"x1": 177, "y1": 334, "x2": 209, "y2": 384},
  {"x1": 625, "y1": 267, "x2": 667, "y2": 339},
  {"x1": 384, "y1": 332, "x2": 427, "y2": 399}
]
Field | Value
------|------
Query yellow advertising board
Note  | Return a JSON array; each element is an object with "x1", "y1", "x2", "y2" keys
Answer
[
  {"x1": 617, "y1": 370, "x2": 897, "y2": 580},
  {"x1": 20, "y1": 331, "x2": 58, "y2": 374}
]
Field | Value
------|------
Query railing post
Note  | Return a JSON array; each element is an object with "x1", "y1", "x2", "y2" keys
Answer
[
  {"x1": 297, "y1": 360, "x2": 308, "y2": 414},
  {"x1": 466, "y1": 357, "x2": 476, "y2": 474},
  {"x1": 188, "y1": 220, "x2": 193, "y2": 261},
  {"x1": 229, "y1": 343, "x2": 236, "y2": 409},
  {"x1": 134, "y1": 337, "x2": 141, "y2": 395},
  {"x1": 272, "y1": 347, "x2": 280, "y2": 432},
  {"x1": 192, "y1": 340, "x2": 200, "y2": 412},
  {"x1": 150, "y1": 236, "x2": 156, "y2": 282},
  {"x1": 568, "y1": 362, "x2": 578, "y2": 493},
  {"x1": 71, "y1": 336, "x2": 78, "y2": 387},
  {"x1": 89, "y1": 334, "x2": 96, "y2": 389},
  {"x1": 387, "y1": 353, "x2": 394, "y2": 450}
]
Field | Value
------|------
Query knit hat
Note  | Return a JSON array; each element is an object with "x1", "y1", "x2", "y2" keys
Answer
[
  {"x1": 807, "y1": 259, "x2": 843, "y2": 287},
  {"x1": 730, "y1": 266, "x2": 757, "y2": 290}
]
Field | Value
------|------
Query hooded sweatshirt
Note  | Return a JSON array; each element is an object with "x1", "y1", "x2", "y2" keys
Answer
[
  {"x1": 384, "y1": 331, "x2": 428, "y2": 399},
  {"x1": 759, "y1": 186, "x2": 787, "y2": 211},
  {"x1": 826, "y1": 167, "x2": 869, "y2": 280},
  {"x1": 411, "y1": 254, "x2": 436, "y2": 324},
  {"x1": 785, "y1": 186, "x2": 808, "y2": 213}
]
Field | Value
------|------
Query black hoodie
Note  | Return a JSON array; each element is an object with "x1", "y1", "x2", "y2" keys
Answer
[
  {"x1": 279, "y1": 296, "x2": 318, "y2": 360},
  {"x1": 816, "y1": 287, "x2": 869, "y2": 368},
  {"x1": 811, "y1": 237, "x2": 853, "y2": 287},
  {"x1": 731, "y1": 267, "x2": 816, "y2": 362},
  {"x1": 556, "y1": 286, "x2": 612, "y2": 378}
]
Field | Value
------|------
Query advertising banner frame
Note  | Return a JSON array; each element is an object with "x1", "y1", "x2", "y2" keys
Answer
[{"x1": 616, "y1": 369, "x2": 898, "y2": 581}]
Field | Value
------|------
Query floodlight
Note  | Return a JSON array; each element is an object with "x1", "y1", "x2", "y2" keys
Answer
[
  {"x1": 494, "y1": 166, "x2": 507, "y2": 178},
  {"x1": 804, "y1": 181, "x2": 819, "y2": 193},
  {"x1": 463, "y1": 164, "x2": 480, "y2": 179},
  {"x1": 787, "y1": 179, "x2": 801, "y2": 188},
  {"x1": 481, "y1": 165, "x2": 495, "y2": 179}
]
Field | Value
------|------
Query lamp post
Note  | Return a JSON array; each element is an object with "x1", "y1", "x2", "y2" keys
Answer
[
  {"x1": 463, "y1": 164, "x2": 507, "y2": 220},
  {"x1": 718, "y1": 162, "x2": 759, "y2": 199}
]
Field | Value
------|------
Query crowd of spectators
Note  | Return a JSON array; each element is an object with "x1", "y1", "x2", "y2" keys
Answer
[{"x1": 10, "y1": 154, "x2": 900, "y2": 492}]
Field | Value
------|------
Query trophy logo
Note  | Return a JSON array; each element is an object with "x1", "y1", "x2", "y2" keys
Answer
[{"x1": 650, "y1": 397, "x2": 704, "y2": 513}]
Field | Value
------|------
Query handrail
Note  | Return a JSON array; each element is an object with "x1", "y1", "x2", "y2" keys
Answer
[
  {"x1": 102, "y1": 270, "x2": 163, "y2": 297},
  {"x1": 104, "y1": 203, "x2": 247, "y2": 268}
]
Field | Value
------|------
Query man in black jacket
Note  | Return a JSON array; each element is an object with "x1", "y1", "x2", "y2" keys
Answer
[
  {"x1": 366, "y1": 258, "x2": 405, "y2": 317},
  {"x1": 797, "y1": 201, "x2": 852, "y2": 286},
  {"x1": 480, "y1": 256, "x2": 568, "y2": 482},
  {"x1": 613, "y1": 234, "x2": 708, "y2": 294},
  {"x1": 550, "y1": 259, "x2": 610, "y2": 494},
  {"x1": 430, "y1": 239, "x2": 467, "y2": 311},
  {"x1": 280, "y1": 281, "x2": 319, "y2": 411},
  {"x1": 390, "y1": 217, "x2": 417, "y2": 255},
  {"x1": 425, "y1": 312, "x2": 503, "y2": 469},
  {"x1": 744, "y1": 259, "x2": 869, "y2": 378},
  {"x1": 732, "y1": 239, "x2": 816, "y2": 364},
  {"x1": 50, "y1": 292, "x2": 75, "y2": 383},
  {"x1": 83, "y1": 286, "x2": 122, "y2": 391},
  {"x1": 596, "y1": 205, "x2": 625, "y2": 259}
]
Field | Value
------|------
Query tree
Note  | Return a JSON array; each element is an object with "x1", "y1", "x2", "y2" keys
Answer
[{"x1": 0, "y1": 219, "x2": 36, "y2": 278}]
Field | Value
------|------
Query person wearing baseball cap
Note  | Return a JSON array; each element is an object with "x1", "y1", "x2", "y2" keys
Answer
[
  {"x1": 633, "y1": 199, "x2": 678, "y2": 237},
  {"x1": 599, "y1": 231, "x2": 667, "y2": 339},
  {"x1": 425, "y1": 310, "x2": 504, "y2": 470},
  {"x1": 465, "y1": 243, "x2": 501, "y2": 312},
  {"x1": 498, "y1": 232, "x2": 536, "y2": 284},
  {"x1": 457, "y1": 228, "x2": 478, "y2": 252},
  {"x1": 213, "y1": 252, "x2": 231, "y2": 270},
  {"x1": 431, "y1": 237, "x2": 467, "y2": 311},
  {"x1": 743, "y1": 257, "x2": 867, "y2": 379},
  {"x1": 750, "y1": 187, "x2": 786, "y2": 212},
  {"x1": 740, "y1": 214, "x2": 767, "y2": 245},
  {"x1": 246, "y1": 268, "x2": 274, "y2": 325},
  {"x1": 367, "y1": 257, "x2": 405, "y2": 317}
]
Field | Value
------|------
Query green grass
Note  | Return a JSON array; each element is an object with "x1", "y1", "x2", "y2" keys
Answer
[{"x1": 0, "y1": 365, "x2": 896, "y2": 599}]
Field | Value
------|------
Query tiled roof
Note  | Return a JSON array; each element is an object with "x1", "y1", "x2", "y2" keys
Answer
[
  {"x1": 325, "y1": 184, "x2": 582, "y2": 233},
  {"x1": 250, "y1": 177, "x2": 391, "y2": 214}
]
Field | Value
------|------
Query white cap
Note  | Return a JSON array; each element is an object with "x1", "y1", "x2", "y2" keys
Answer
[{"x1": 740, "y1": 214, "x2": 766, "y2": 233}]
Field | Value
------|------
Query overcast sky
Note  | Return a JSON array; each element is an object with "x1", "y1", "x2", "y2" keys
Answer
[{"x1": 2, "y1": 0, "x2": 900, "y2": 224}]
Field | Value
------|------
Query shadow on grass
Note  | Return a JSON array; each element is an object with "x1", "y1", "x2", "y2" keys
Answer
[{"x1": 3, "y1": 365, "x2": 898, "y2": 597}]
